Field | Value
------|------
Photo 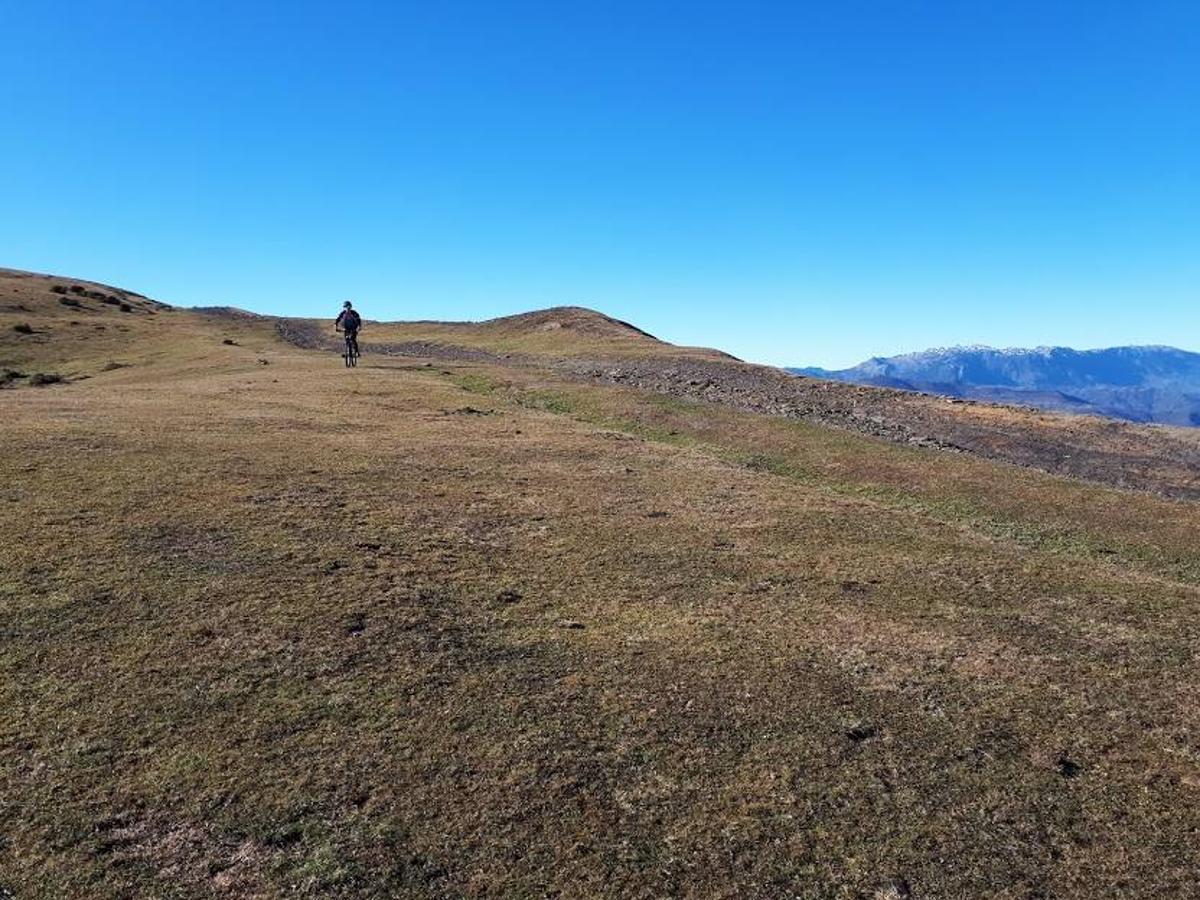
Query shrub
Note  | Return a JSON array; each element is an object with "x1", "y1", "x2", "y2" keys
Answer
[
  {"x1": 29, "y1": 373, "x2": 63, "y2": 386},
  {"x1": 68, "y1": 285, "x2": 86, "y2": 295},
  {"x1": 222, "y1": 338, "x2": 239, "y2": 346},
  {"x1": 59, "y1": 296, "x2": 81, "y2": 307},
  {"x1": 101, "y1": 361, "x2": 129, "y2": 372},
  {"x1": 86, "y1": 290, "x2": 107, "y2": 300},
  {"x1": 102, "y1": 296, "x2": 121, "y2": 306},
  {"x1": 119, "y1": 303, "x2": 133, "y2": 312},
  {"x1": 50, "y1": 285, "x2": 68, "y2": 294},
  {"x1": 12, "y1": 323, "x2": 33, "y2": 334},
  {"x1": 1, "y1": 369, "x2": 25, "y2": 386}
]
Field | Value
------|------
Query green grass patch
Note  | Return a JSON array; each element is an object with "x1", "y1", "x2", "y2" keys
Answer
[
  {"x1": 448, "y1": 372, "x2": 500, "y2": 395},
  {"x1": 508, "y1": 384, "x2": 697, "y2": 446},
  {"x1": 515, "y1": 389, "x2": 577, "y2": 414},
  {"x1": 592, "y1": 415, "x2": 695, "y2": 446}
]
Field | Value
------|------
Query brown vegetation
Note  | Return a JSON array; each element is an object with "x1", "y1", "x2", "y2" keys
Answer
[{"x1": 3, "y1": 268, "x2": 1200, "y2": 897}]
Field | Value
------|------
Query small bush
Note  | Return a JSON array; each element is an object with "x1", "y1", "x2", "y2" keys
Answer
[
  {"x1": 101, "y1": 361, "x2": 130, "y2": 372},
  {"x1": 12, "y1": 323, "x2": 33, "y2": 334},
  {"x1": 102, "y1": 296, "x2": 122, "y2": 306},
  {"x1": 86, "y1": 290, "x2": 107, "y2": 300},
  {"x1": 1, "y1": 369, "x2": 25, "y2": 386},
  {"x1": 29, "y1": 373, "x2": 63, "y2": 386},
  {"x1": 50, "y1": 285, "x2": 68, "y2": 294},
  {"x1": 222, "y1": 338, "x2": 239, "y2": 346},
  {"x1": 119, "y1": 303, "x2": 133, "y2": 312},
  {"x1": 59, "y1": 296, "x2": 81, "y2": 308},
  {"x1": 68, "y1": 285, "x2": 86, "y2": 295}
]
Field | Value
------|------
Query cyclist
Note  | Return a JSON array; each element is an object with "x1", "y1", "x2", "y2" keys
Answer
[{"x1": 335, "y1": 301, "x2": 362, "y2": 359}]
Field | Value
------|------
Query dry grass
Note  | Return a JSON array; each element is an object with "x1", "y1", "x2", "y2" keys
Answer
[
  {"x1": 3, "y1": 272, "x2": 1200, "y2": 897},
  {"x1": 292, "y1": 305, "x2": 733, "y2": 361}
]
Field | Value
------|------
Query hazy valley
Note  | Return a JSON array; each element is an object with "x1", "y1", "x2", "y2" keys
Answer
[{"x1": 794, "y1": 345, "x2": 1200, "y2": 427}]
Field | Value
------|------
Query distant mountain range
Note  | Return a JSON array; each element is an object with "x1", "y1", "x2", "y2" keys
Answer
[{"x1": 791, "y1": 345, "x2": 1200, "y2": 427}]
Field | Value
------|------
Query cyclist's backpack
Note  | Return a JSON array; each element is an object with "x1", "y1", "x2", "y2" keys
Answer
[{"x1": 343, "y1": 310, "x2": 362, "y2": 331}]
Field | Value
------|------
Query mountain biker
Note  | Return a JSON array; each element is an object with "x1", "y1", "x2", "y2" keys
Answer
[{"x1": 335, "y1": 301, "x2": 362, "y2": 358}]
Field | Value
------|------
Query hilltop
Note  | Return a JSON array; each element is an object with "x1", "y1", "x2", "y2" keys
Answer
[
  {"x1": 4, "y1": 268, "x2": 1200, "y2": 897},
  {"x1": 794, "y1": 344, "x2": 1200, "y2": 427},
  {"x1": 275, "y1": 304, "x2": 735, "y2": 363}
]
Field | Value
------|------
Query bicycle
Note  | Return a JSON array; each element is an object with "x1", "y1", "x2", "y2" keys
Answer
[{"x1": 339, "y1": 330, "x2": 360, "y2": 367}]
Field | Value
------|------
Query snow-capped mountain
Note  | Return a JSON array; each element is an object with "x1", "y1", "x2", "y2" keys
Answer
[{"x1": 791, "y1": 346, "x2": 1200, "y2": 426}]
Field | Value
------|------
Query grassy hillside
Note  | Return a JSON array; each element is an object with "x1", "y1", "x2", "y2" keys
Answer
[
  {"x1": 0, "y1": 269, "x2": 281, "y2": 382},
  {"x1": 272, "y1": 305, "x2": 734, "y2": 362},
  {"x1": 4, "y1": 271, "x2": 1200, "y2": 897}
]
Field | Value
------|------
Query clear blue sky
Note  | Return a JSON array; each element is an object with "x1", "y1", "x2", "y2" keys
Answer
[{"x1": 2, "y1": 1, "x2": 1197, "y2": 367}]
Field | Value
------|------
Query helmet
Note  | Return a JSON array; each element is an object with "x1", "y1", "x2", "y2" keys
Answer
[{"x1": 343, "y1": 300, "x2": 353, "y2": 309}]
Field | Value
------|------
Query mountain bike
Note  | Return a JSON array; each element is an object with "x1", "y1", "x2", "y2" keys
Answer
[{"x1": 340, "y1": 330, "x2": 360, "y2": 367}]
